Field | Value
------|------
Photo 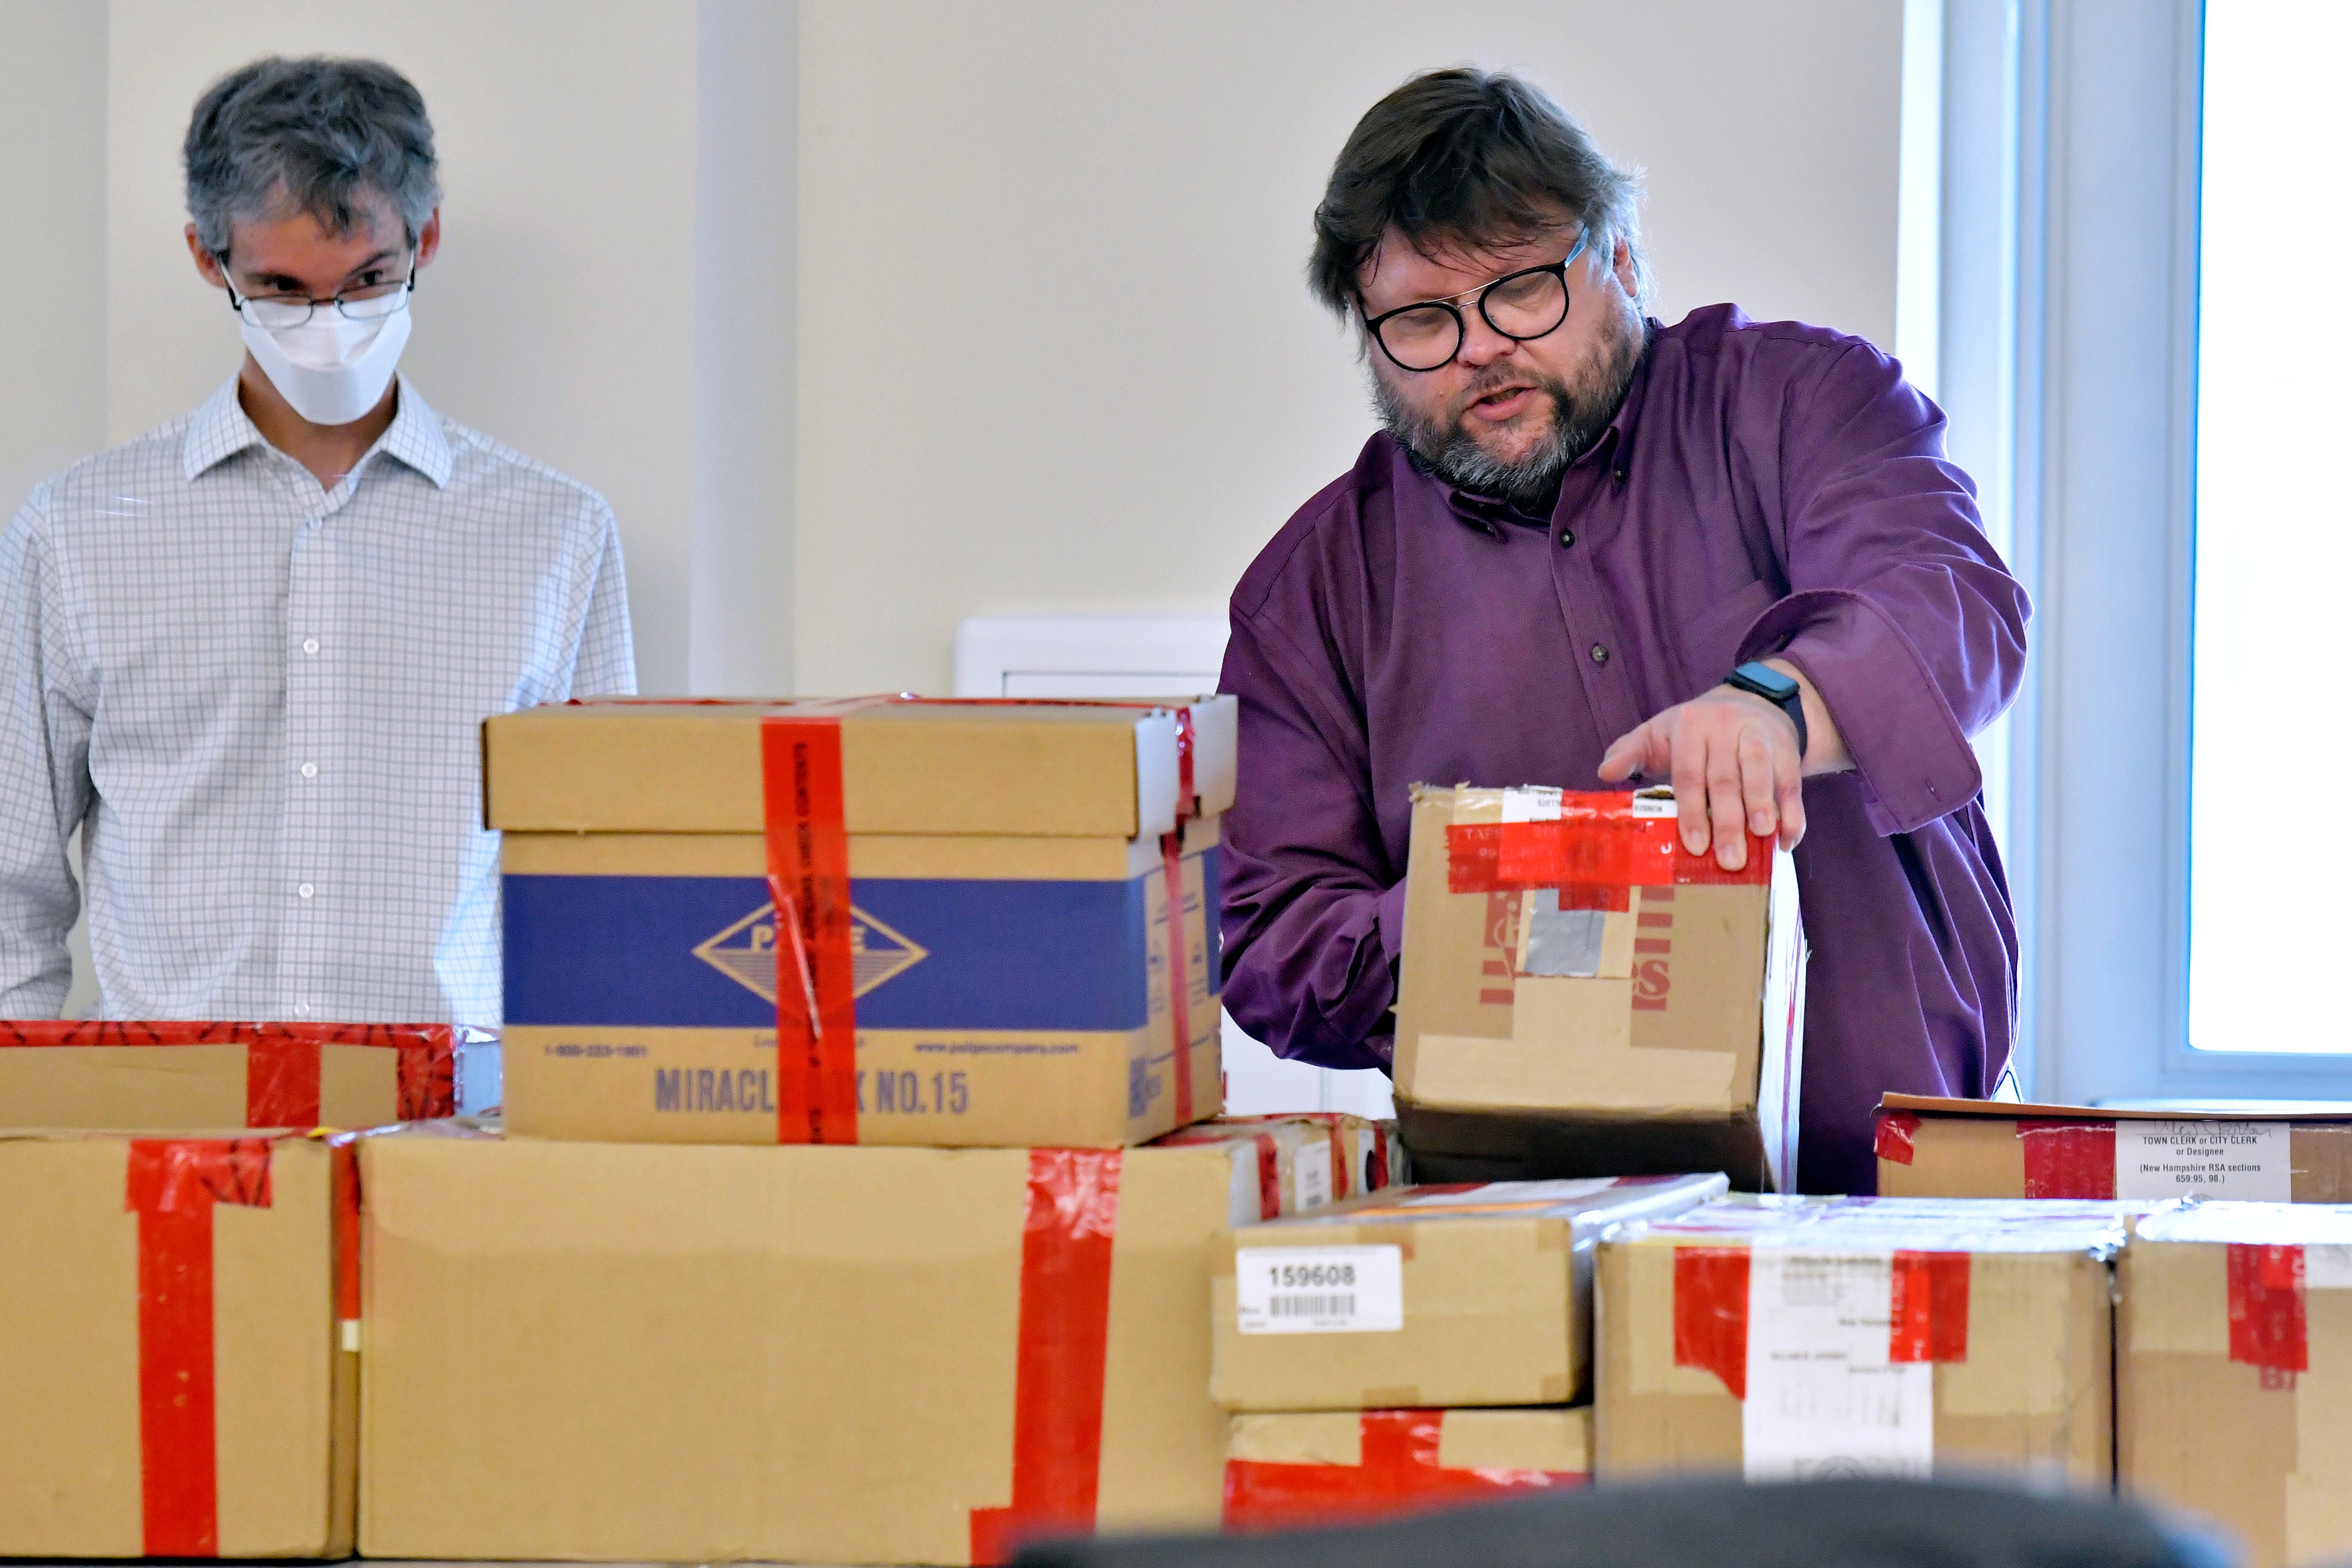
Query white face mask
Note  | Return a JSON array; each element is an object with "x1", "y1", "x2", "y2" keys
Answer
[{"x1": 239, "y1": 301, "x2": 412, "y2": 427}]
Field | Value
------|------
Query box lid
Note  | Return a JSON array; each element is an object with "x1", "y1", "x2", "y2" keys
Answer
[
  {"x1": 2133, "y1": 1201, "x2": 2352, "y2": 1245},
  {"x1": 486, "y1": 696, "x2": 1235, "y2": 838},
  {"x1": 1237, "y1": 1173, "x2": 1728, "y2": 1240},
  {"x1": 1878, "y1": 1092, "x2": 2352, "y2": 1125},
  {"x1": 1629, "y1": 1193, "x2": 2133, "y2": 1255}
]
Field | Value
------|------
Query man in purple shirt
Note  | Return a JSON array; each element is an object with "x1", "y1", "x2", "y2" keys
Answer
[{"x1": 1218, "y1": 69, "x2": 2028, "y2": 1193}]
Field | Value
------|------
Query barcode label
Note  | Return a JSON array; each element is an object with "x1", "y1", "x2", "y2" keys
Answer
[{"x1": 1235, "y1": 1245, "x2": 1404, "y2": 1335}]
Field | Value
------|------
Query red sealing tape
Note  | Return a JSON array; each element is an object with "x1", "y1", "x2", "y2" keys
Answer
[
  {"x1": 1222, "y1": 1410, "x2": 1586, "y2": 1530},
  {"x1": 125, "y1": 1138, "x2": 276, "y2": 1557}
]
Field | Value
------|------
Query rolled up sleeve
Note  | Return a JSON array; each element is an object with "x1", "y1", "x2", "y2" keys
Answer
[
  {"x1": 1217, "y1": 607, "x2": 1399, "y2": 1072},
  {"x1": 1737, "y1": 343, "x2": 2030, "y2": 836}
]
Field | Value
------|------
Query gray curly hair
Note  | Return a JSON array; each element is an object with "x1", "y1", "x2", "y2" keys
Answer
[{"x1": 183, "y1": 56, "x2": 440, "y2": 258}]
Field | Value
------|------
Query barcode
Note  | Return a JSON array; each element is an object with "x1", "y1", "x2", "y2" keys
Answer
[{"x1": 1271, "y1": 1293, "x2": 1355, "y2": 1318}]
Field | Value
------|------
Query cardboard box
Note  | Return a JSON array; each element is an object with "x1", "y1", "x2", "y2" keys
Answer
[
  {"x1": 1222, "y1": 1407, "x2": 1589, "y2": 1530},
  {"x1": 1595, "y1": 1195, "x2": 2125, "y2": 1485},
  {"x1": 0, "y1": 1020, "x2": 459, "y2": 1130},
  {"x1": 1394, "y1": 785, "x2": 1805, "y2": 1191},
  {"x1": 1210, "y1": 1174, "x2": 1728, "y2": 1412},
  {"x1": 1157, "y1": 1112, "x2": 1407, "y2": 1223},
  {"x1": 1150, "y1": 1114, "x2": 1402, "y2": 1226},
  {"x1": 0, "y1": 1130, "x2": 355, "y2": 1558},
  {"x1": 358, "y1": 1124, "x2": 1325, "y2": 1564},
  {"x1": 488, "y1": 697, "x2": 1235, "y2": 1147},
  {"x1": 1877, "y1": 1093, "x2": 2352, "y2": 1202},
  {"x1": 2120, "y1": 1202, "x2": 2352, "y2": 1568}
]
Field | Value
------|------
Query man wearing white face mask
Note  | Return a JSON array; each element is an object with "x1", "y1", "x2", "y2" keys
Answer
[{"x1": 0, "y1": 56, "x2": 635, "y2": 1024}]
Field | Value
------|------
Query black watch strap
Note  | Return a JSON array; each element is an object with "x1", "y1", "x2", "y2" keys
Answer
[{"x1": 1725, "y1": 661, "x2": 1808, "y2": 759}]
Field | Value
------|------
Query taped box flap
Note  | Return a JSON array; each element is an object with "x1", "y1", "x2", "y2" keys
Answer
[
  {"x1": 1232, "y1": 1174, "x2": 1727, "y2": 1243},
  {"x1": 483, "y1": 698, "x2": 1224, "y2": 839},
  {"x1": 1625, "y1": 1193, "x2": 2133, "y2": 1256},
  {"x1": 1879, "y1": 1092, "x2": 2352, "y2": 1124}
]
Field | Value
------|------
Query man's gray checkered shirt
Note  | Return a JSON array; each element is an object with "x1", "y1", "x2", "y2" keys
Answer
[{"x1": 0, "y1": 376, "x2": 636, "y2": 1024}]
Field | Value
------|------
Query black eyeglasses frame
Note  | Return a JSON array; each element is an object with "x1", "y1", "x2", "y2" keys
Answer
[{"x1": 1358, "y1": 232, "x2": 1590, "y2": 373}]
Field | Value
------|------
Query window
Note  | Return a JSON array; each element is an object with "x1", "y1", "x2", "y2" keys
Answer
[{"x1": 2185, "y1": 4, "x2": 2352, "y2": 1054}]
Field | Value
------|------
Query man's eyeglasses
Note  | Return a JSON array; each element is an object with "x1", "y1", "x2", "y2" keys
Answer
[
  {"x1": 217, "y1": 251, "x2": 417, "y2": 329},
  {"x1": 1361, "y1": 232, "x2": 1588, "y2": 373}
]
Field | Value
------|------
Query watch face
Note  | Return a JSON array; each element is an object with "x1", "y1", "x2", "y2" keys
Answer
[{"x1": 1736, "y1": 662, "x2": 1798, "y2": 700}]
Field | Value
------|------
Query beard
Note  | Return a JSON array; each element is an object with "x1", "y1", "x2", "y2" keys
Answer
[{"x1": 1371, "y1": 304, "x2": 1644, "y2": 514}]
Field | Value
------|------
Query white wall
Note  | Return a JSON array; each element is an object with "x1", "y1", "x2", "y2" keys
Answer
[
  {"x1": 103, "y1": 0, "x2": 703, "y2": 693},
  {"x1": 797, "y1": 0, "x2": 1909, "y2": 694},
  {"x1": 2, "y1": 2, "x2": 1913, "y2": 1012},
  {"x1": 0, "y1": 4, "x2": 108, "y2": 519}
]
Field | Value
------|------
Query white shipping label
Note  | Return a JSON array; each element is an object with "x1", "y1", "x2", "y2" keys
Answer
[
  {"x1": 1294, "y1": 1141, "x2": 1334, "y2": 1212},
  {"x1": 1235, "y1": 1245, "x2": 1404, "y2": 1335},
  {"x1": 1501, "y1": 785, "x2": 1563, "y2": 822},
  {"x1": 2308, "y1": 1245, "x2": 2352, "y2": 1289},
  {"x1": 2114, "y1": 1121, "x2": 2291, "y2": 1200},
  {"x1": 1742, "y1": 1251, "x2": 1934, "y2": 1482}
]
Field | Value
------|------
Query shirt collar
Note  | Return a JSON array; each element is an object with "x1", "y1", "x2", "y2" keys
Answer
[
  {"x1": 1411, "y1": 318, "x2": 1659, "y2": 537},
  {"x1": 181, "y1": 373, "x2": 453, "y2": 489}
]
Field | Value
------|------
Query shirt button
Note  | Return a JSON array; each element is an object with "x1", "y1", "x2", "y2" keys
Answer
[
  {"x1": 1590, "y1": 644, "x2": 1611, "y2": 666},
  {"x1": 1557, "y1": 529, "x2": 1576, "y2": 549},
  {"x1": 298, "y1": 882, "x2": 315, "y2": 900},
  {"x1": 299, "y1": 762, "x2": 318, "y2": 780},
  {"x1": 294, "y1": 999, "x2": 310, "y2": 1015},
  {"x1": 302, "y1": 638, "x2": 320, "y2": 656}
]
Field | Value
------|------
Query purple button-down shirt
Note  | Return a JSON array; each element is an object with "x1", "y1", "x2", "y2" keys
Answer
[{"x1": 1218, "y1": 305, "x2": 2028, "y2": 1194}]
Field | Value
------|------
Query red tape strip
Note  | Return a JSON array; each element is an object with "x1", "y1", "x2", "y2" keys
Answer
[
  {"x1": 1222, "y1": 1410, "x2": 1587, "y2": 1530},
  {"x1": 2229, "y1": 1243, "x2": 2308, "y2": 1378},
  {"x1": 761, "y1": 714, "x2": 862, "y2": 1144},
  {"x1": 1875, "y1": 1111, "x2": 1922, "y2": 1166},
  {"x1": 1161, "y1": 832, "x2": 1197, "y2": 1126},
  {"x1": 245, "y1": 1031, "x2": 323, "y2": 1127},
  {"x1": 1671, "y1": 1246, "x2": 1752, "y2": 1400},
  {"x1": 124, "y1": 1139, "x2": 276, "y2": 1558},
  {"x1": 1445, "y1": 794, "x2": 1773, "y2": 896},
  {"x1": 1254, "y1": 1134, "x2": 1281, "y2": 1221},
  {"x1": 2018, "y1": 1120, "x2": 2117, "y2": 1199},
  {"x1": 970, "y1": 1149, "x2": 1122, "y2": 1563},
  {"x1": 329, "y1": 1136, "x2": 362, "y2": 1330},
  {"x1": 1889, "y1": 1251, "x2": 1971, "y2": 1363}
]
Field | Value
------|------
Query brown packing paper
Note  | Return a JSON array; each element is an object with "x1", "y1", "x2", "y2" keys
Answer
[
  {"x1": 1210, "y1": 1174, "x2": 1726, "y2": 1412},
  {"x1": 1595, "y1": 1195, "x2": 2122, "y2": 1487},
  {"x1": 357, "y1": 1126, "x2": 1345, "y2": 1564},
  {"x1": 2120, "y1": 1203, "x2": 2352, "y2": 1568},
  {"x1": 0, "y1": 1132, "x2": 352, "y2": 1559},
  {"x1": 1393, "y1": 785, "x2": 1804, "y2": 1191}
]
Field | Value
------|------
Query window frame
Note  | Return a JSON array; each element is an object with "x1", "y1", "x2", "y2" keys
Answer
[{"x1": 2010, "y1": 0, "x2": 2352, "y2": 1101}]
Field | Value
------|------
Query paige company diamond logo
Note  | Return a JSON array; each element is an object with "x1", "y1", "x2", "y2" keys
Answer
[{"x1": 693, "y1": 902, "x2": 928, "y2": 1003}]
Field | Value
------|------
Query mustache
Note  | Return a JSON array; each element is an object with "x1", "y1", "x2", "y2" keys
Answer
[{"x1": 1455, "y1": 369, "x2": 1549, "y2": 409}]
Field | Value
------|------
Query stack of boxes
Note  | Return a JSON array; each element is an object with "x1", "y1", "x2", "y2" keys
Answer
[
  {"x1": 1208, "y1": 1175, "x2": 1725, "y2": 1528},
  {"x1": 0, "y1": 1022, "x2": 463, "y2": 1557},
  {"x1": 19, "y1": 741, "x2": 2352, "y2": 1567},
  {"x1": 351, "y1": 694, "x2": 1419, "y2": 1564}
]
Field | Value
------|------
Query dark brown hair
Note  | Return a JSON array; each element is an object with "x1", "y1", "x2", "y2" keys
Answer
[{"x1": 1309, "y1": 68, "x2": 1646, "y2": 319}]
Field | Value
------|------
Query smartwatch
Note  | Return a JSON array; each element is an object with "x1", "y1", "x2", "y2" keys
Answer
[{"x1": 1725, "y1": 661, "x2": 1808, "y2": 759}]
